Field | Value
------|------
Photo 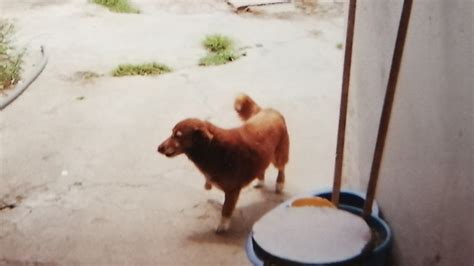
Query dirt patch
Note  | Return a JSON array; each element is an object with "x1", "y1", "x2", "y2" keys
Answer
[
  {"x1": 0, "y1": 0, "x2": 70, "y2": 11},
  {"x1": 0, "y1": 258, "x2": 59, "y2": 266},
  {"x1": 294, "y1": 0, "x2": 318, "y2": 14},
  {"x1": 0, "y1": 195, "x2": 24, "y2": 212},
  {"x1": 295, "y1": 0, "x2": 344, "y2": 17},
  {"x1": 67, "y1": 71, "x2": 102, "y2": 84},
  {"x1": 244, "y1": 7, "x2": 296, "y2": 20},
  {"x1": 145, "y1": 0, "x2": 230, "y2": 14},
  {"x1": 0, "y1": 203, "x2": 17, "y2": 211},
  {"x1": 30, "y1": 0, "x2": 68, "y2": 8},
  {"x1": 239, "y1": 1, "x2": 343, "y2": 19}
]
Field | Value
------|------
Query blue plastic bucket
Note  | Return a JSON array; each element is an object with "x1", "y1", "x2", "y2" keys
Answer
[{"x1": 246, "y1": 205, "x2": 392, "y2": 266}]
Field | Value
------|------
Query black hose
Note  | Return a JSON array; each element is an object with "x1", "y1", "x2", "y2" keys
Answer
[{"x1": 0, "y1": 45, "x2": 48, "y2": 110}]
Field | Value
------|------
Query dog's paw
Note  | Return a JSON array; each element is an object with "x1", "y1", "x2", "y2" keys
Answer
[
  {"x1": 215, "y1": 217, "x2": 231, "y2": 234},
  {"x1": 275, "y1": 182, "x2": 284, "y2": 194},
  {"x1": 204, "y1": 182, "x2": 212, "y2": 190},
  {"x1": 254, "y1": 179, "x2": 265, "y2": 189}
]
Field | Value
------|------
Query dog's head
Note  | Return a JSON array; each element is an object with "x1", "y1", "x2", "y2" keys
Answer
[{"x1": 157, "y1": 118, "x2": 214, "y2": 157}]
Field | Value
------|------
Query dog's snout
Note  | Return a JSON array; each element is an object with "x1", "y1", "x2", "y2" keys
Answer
[
  {"x1": 158, "y1": 138, "x2": 178, "y2": 157},
  {"x1": 158, "y1": 143, "x2": 165, "y2": 154}
]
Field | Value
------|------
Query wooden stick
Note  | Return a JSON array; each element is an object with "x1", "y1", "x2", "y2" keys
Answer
[
  {"x1": 363, "y1": 0, "x2": 414, "y2": 218},
  {"x1": 332, "y1": 0, "x2": 357, "y2": 206}
]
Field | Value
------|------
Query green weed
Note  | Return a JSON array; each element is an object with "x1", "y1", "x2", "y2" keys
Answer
[
  {"x1": 112, "y1": 63, "x2": 171, "y2": 76},
  {"x1": 199, "y1": 34, "x2": 239, "y2": 66},
  {"x1": 92, "y1": 0, "x2": 139, "y2": 14},
  {"x1": 0, "y1": 21, "x2": 23, "y2": 90},
  {"x1": 202, "y1": 35, "x2": 233, "y2": 52},
  {"x1": 199, "y1": 50, "x2": 239, "y2": 66}
]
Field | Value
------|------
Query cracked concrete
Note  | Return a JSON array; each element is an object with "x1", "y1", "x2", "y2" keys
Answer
[{"x1": 0, "y1": 0, "x2": 344, "y2": 265}]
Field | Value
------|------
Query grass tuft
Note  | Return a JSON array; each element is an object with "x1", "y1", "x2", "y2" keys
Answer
[
  {"x1": 112, "y1": 63, "x2": 171, "y2": 77},
  {"x1": 0, "y1": 21, "x2": 23, "y2": 90},
  {"x1": 199, "y1": 34, "x2": 240, "y2": 66},
  {"x1": 199, "y1": 50, "x2": 239, "y2": 66},
  {"x1": 92, "y1": 0, "x2": 139, "y2": 14},
  {"x1": 202, "y1": 35, "x2": 233, "y2": 53}
]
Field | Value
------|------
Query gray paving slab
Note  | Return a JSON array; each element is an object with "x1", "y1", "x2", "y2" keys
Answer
[{"x1": 0, "y1": 1, "x2": 344, "y2": 264}]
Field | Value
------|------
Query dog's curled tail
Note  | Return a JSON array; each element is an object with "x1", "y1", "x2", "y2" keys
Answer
[{"x1": 234, "y1": 93, "x2": 262, "y2": 121}]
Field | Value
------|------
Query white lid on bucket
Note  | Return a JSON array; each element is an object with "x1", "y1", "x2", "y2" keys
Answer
[{"x1": 252, "y1": 205, "x2": 372, "y2": 264}]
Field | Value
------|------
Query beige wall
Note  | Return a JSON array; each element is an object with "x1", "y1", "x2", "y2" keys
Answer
[{"x1": 343, "y1": 0, "x2": 473, "y2": 265}]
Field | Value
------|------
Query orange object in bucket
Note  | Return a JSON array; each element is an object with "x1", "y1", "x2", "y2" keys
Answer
[{"x1": 291, "y1": 197, "x2": 336, "y2": 208}]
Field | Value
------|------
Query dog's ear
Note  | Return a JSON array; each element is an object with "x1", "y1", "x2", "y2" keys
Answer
[{"x1": 193, "y1": 126, "x2": 214, "y2": 142}]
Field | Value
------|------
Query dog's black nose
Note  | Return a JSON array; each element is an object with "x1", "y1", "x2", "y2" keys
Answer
[{"x1": 158, "y1": 144, "x2": 164, "y2": 153}]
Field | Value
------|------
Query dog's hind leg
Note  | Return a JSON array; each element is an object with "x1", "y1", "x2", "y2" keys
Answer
[
  {"x1": 275, "y1": 168, "x2": 285, "y2": 193},
  {"x1": 273, "y1": 130, "x2": 289, "y2": 194}
]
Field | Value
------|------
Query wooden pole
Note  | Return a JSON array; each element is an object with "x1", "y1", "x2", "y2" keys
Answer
[
  {"x1": 363, "y1": 0, "x2": 414, "y2": 218},
  {"x1": 332, "y1": 0, "x2": 357, "y2": 206}
]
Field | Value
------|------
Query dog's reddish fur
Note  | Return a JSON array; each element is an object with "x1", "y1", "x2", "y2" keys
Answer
[{"x1": 158, "y1": 94, "x2": 289, "y2": 233}]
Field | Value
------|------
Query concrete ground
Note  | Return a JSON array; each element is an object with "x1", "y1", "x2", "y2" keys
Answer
[{"x1": 0, "y1": 1, "x2": 344, "y2": 265}]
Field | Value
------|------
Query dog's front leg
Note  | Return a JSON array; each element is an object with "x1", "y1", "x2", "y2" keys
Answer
[
  {"x1": 254, "y1": 174, "x2": 265, "y2": 188},
  {"x1": 216, "y1": 189, "x2": 241, "y2": 234}
]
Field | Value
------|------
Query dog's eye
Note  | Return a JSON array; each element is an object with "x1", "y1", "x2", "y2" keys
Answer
[{"x1": 174, "y1": 130, "x2": 183, "y2": 138}]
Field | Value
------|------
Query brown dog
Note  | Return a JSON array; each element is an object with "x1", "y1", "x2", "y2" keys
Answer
[{"x1": 157, "y1": 94, "x2": 289, "y2": 233}]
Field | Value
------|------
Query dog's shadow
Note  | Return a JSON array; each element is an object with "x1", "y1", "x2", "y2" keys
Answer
[{"x1": 186, "y1": 187, "x2": 291, "y2": 247}]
